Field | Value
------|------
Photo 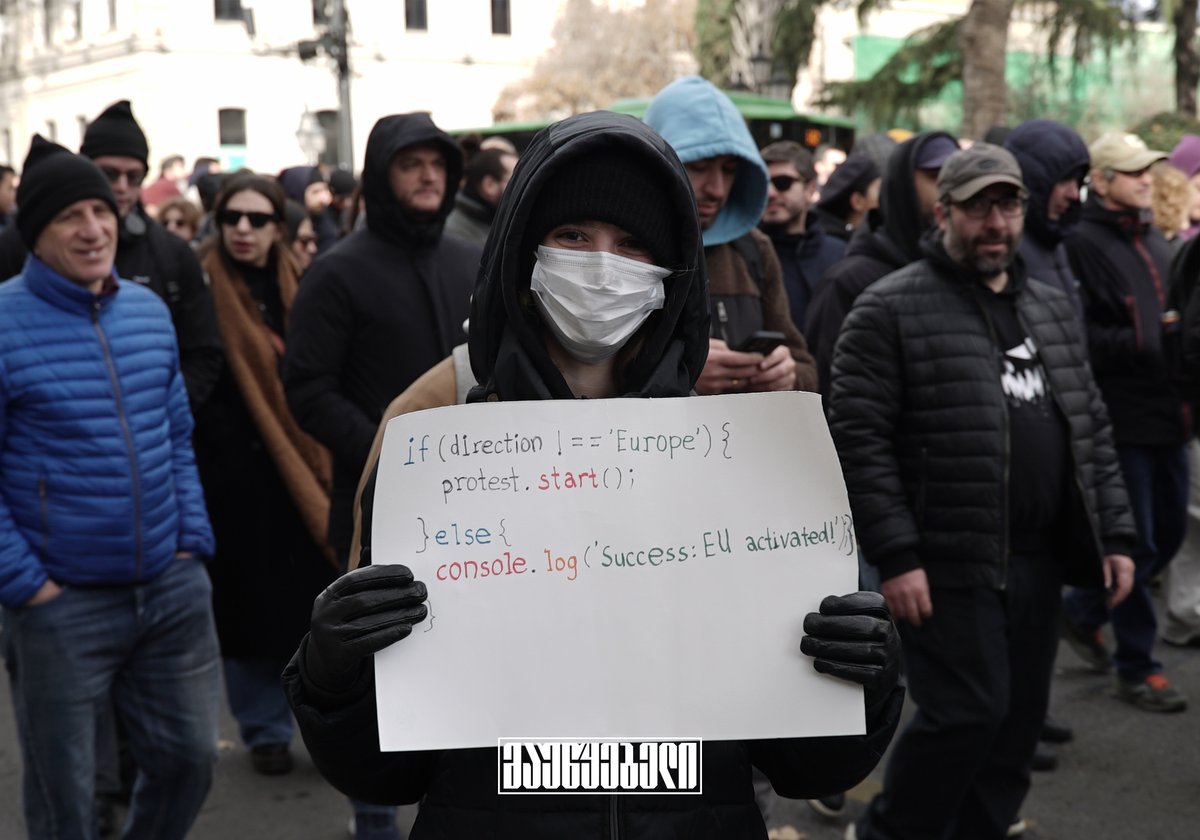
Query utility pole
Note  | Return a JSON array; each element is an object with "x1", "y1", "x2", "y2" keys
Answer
[{"x1": 330, "y1": 0, "x2": 354, "y2": 172}]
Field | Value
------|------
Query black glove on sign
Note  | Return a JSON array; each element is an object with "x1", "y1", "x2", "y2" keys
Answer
[{"x1": 800, "y1": 591, "x2": 901, "y2": 711}]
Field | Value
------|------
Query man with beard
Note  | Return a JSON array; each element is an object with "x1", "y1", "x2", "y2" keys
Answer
[
  {"x1": 283, "y1": 113, "x2": 479, "y2": 840},
  {"x1": 831, "y1": 144, "x2": 1136, "y2": 840},
  {"x1": 1061, "y1": 132, "x2": 1191, "y2": 713},
  {"x1": 758, "y1": 140, "x2": 844, "y2": 331}
]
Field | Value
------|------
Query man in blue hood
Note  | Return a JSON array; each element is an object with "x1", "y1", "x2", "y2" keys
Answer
[{"x1": 645, "y1": 76, "x2": 817, "y2": 393}]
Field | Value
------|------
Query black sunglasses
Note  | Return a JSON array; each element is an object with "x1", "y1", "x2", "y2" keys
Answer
[
  {"x1": 769, "y1": 175, "x2": 804, "y2": 192},
  {"x1": 98, "y1": 165, "x2": 146, "y2": 187},
  {"x1": 218, "y1": 209, "x2": 278, "y2": 229}
]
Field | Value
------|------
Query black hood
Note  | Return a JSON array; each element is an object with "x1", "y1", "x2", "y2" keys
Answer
[
  {"x1": 878, "y1": 131, "x2": 959, "y2": 265},
  {"x1": 467, "y1": 111, "x2": 708, "y2": 402},
  {"x1": 361, "y1": 112, "x2": 463, "y2": 247},
  {"x1": 1005, "y1": 119, "x2": 1089, "y2": 247}
]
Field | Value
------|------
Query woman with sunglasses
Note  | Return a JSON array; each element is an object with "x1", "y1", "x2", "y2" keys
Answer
[{"x1": 193, "y1": 171, "x2": 338, "y2": 776}]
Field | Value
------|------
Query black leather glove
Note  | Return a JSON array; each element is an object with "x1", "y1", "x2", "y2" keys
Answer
[
  {"x1": 800, "y1": 591, "x2": 900, "y2": 710},
  {"x1": 303, "y1": 564, "x2": 428, "y2": 698}
]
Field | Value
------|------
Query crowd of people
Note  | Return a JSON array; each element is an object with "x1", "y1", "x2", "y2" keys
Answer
[{"x1": 0, "y1": 76, "x2": 1197, "y2": 840}]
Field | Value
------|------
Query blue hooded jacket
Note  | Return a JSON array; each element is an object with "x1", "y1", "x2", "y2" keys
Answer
[{"x1": 644, "y1": 76, "x2": 768, "y2": 246}]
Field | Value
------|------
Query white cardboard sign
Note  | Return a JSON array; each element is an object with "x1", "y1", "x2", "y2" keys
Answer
[{"x1": 371, "y1": 391, "x2": 862, "y2": 751}]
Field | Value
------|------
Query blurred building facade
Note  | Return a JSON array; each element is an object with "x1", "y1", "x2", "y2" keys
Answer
[{"x1": 0, "y1": 0, "x2": 566, "y2": 172}]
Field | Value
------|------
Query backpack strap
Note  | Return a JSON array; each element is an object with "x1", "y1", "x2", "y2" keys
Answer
[{"x1": 452, "y1": 342, "x2": 477, "y2": 405}]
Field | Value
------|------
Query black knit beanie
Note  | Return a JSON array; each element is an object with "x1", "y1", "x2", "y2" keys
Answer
[
  {"x1": 17, "y1": 135, "x2": 119, "y2": 249},
  {"x1": 80, "y1": 100, "x2": 149, "y2": 167},
  {"x1": 524, "y1": 150, "x2": 679, "y2": 267}
]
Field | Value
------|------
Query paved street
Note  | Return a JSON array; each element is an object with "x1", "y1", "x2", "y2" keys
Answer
[{"x1": 3, "y1": 561, "x2": 1200, "y2": 839}]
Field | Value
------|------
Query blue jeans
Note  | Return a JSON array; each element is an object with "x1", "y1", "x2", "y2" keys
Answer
[
  {"x1": 224, "y1": 657, "x2": 295, "y2": 749},
  {"x1": 3, "y1": 555, "x2": 221, "y2": 840},
  {"x1": 1064, "y1": 443, "x2": 1190, "y2": 681}
]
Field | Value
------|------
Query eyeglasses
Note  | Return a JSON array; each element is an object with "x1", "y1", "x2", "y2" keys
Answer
[
  {"x1": 952, "y1": 194, "x2": 1026, "y2": 220},
  {"x1": 98, "y1": 165, "x2": 146, "y2": 187},
  {"x1": 218, "y1": 209, "x2": 278, "y2": 229},
  {"x1": 769, "y1": 175, "x2": 804, "y2": 192}
]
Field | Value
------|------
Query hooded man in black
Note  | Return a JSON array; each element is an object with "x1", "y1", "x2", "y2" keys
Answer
[
  {"x1": 283, "y1": 111, "x2": 480, "y2": 840},
  {"x1": 0, "y1": 100, "x2": 223, "y2": 409},
  {"x1": 1005, "y1": 119, "x2": 1090, "y2": 321},
  {"x1": 283, "y1": 111, "x2": 904, "y2": 839},
  {"x1": 803, "y1": 132, "x2": 959, "y2": 395},
  {"x1": 285, "y1": 113, "x2": 479, "y2": 564}
]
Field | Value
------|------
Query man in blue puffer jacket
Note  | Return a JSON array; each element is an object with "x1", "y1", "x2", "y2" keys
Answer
[{"x1": 0, "y1": 135, "x2": 220, "y2": 839}]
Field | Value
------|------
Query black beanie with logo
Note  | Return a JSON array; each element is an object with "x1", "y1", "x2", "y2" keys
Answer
[
  {"x1": 523, "y1": 150, "x2": 680, "y2": 268},
  {"x1": 80, "y1": 100, "x2": 149, "y2": 167},
  {"x1": 17, "y1": 135, "x2": 119, "y2": 249}
]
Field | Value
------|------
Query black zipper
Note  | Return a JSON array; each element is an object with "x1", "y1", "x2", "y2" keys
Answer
[
  {"x1": 916, "y1": 447, "x2": 928, "y2": 527},
  {"x1": 968, "y1": 288, "x2": 1010, "y2": 588},
  {"x1": 609, "y1": 793, "x2": 620, "y2": 840},
  {"x1": 91, "y1": 302, "x2": 143, "y2": 578}
]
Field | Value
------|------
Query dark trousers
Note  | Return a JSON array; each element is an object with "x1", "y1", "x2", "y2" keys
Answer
[
  {"x1": 857, "y1": 554, "x2": 1063, "y2": 840},
  {"x1": 1064, "y1": 443, "x2": 1189, "y2": 680}
]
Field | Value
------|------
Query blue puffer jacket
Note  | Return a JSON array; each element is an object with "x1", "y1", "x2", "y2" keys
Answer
[{"x1": 0, "y1": 256, "x2": 214, "y2": 608}]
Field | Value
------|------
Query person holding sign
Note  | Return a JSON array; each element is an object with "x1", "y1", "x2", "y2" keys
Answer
[
  {"x1": 830, "y1": 144, "x2": 1137, "y2": 840},
  {"x1": 282, "y1": 111, "x2": 904, "y2": 838}
]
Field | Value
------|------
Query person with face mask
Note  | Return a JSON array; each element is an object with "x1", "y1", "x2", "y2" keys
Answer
[{"x1": 281, "y1": 111, "x2": 904, "y2": 839}]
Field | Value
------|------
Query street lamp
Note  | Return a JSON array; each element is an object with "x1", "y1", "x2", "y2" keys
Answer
[
  {"x1": 295, "y1": 110, "x2": 326, "y2": 165},
  {"x1": 750, "y1": 49, "x2": 772, "y2": 94},
  {"x1": 766, "y1": 70, "x2": 793, "y2": 102}
]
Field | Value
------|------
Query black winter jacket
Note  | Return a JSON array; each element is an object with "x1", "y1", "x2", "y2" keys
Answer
[
  {"x1": 283, "y1": 114, "x2": 481, "y2": 556},
  {"x1": 1066, "y1": 196, "x2": 1188, "y2": 446},
  {"x1": 804, "y1": 132, "x2": 959, "y2": 395},
  {"x1": 0, "y1": 207, "x2": 223, "y2": 407},
  {"x1": 285, "y1": 112, "x2": 903, "y2": 839},
  {"x1": 828, "y1": 240, "x2": 1136, "y2": 589},
  {"x1": 1005, "y1": 119, "x2": 1089, "y2": 321}
]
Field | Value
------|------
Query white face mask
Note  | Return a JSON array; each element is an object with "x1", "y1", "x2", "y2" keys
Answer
[{"x1": 530, "y1": 245, "x2": 671, "y2": 364}]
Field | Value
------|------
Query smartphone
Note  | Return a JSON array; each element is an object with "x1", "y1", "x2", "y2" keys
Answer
[{"x1": 734, "y1": 330, "x2": 786, "y2": 355}]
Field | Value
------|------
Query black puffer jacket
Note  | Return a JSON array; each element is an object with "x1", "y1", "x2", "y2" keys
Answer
[
  {"x1": 1066, "y1": 195, "x2": 1188, "y2": 446},
  {"x1": 283, "y1": 114, "x2": 481, "y2": 556},
  {"x1": 284, "y1": 111, "x2": 903, "y2": 839},
  {"x1": 828, "y1": 238, "x2": 1136, "y2": 589},
  {"x1": 804, "y1": 132, "x2": 959, "y2": 395}
]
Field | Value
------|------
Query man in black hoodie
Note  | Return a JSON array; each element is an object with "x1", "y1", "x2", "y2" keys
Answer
[
  {"x1": 803, "y1": 132, "x2": 959, "y2": 395},
  {"x1": 1005, "y1": 119, "x2": 1090, "y2": 321},
  {"x1": 1062, "y1": 132, "x2": 1191, "y2": 713},
  {"x1": 283, "y1": 112, "x2": 479, "y2": 840},
  {"x1": 285, "y1": 113, "x2": 478, "y2": 560}
]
